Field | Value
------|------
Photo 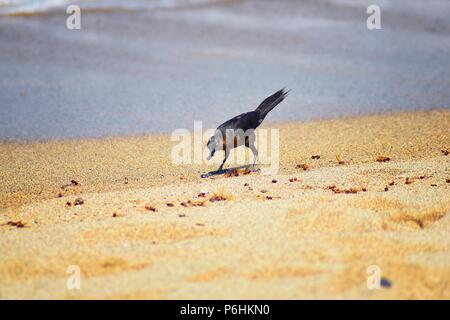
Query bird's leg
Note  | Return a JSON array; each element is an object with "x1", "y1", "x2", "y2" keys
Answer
[
  {"x1": 218, "y1": 150, "x2": 229, "y2": 172},
  {"x1": 249, "y1": 144, "x2": 258, "y2": 170}
]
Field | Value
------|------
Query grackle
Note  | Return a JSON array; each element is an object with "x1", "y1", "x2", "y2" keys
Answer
[{"x1": 206, "y1": 88, "x2": 288, "y2": 172}]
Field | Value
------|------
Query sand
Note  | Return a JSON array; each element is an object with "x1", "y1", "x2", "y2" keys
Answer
[{"x1": 0, "y1": 109, "x2": 449, "y2": 299}]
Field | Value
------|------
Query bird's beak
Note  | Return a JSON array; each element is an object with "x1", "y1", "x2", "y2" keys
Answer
[{"x1": 207, "y1": 149, "x2": 215, "y2": 160}]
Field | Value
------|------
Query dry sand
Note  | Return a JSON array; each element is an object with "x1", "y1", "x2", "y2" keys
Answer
[{"x1": 0, "y1": 109, "x2": 449, "y2": 299}]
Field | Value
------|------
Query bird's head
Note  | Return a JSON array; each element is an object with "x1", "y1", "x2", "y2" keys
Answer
[{"x1": 206, "y1": 136, "x2": 217, "y2": 160}]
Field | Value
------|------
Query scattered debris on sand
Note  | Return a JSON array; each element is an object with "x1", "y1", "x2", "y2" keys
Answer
[
  {"x1": 62, "y1": 180, "x2": 80, "y2": 190},
  {"x1": 327, "y1": 185, "x2": 366, "y2": 194},
  {"x1": 225, "y1": 168, "x2": 252, "y2": 178},
  {"x1": 181, "y1": 200, "x2": 206, "y2": 207},
  {"x1": 377, "y1": 156, "x2": 391, "y2": 162},
  {"x1": 296, "y1": 163, "x2": 309, "y2": 171},
  {"x1": 144, "y1": 205, "x2": 157, "y2": 212},
  {"x1": 112, "y1": 212, "x2": 125, "y2": 218},
  {"x1": 256, "y1": 194, "x2": 281, "y2": 201},
  {"x1": 198, "y1": 191, "x2": 209, "y2": 198},
  {"x1": 74, "y1": 197, "x2": 84, "y2": 206},
  {"x1": 210, "y1": 194, "x2": 227, "y2": 202},
  {"x1": 209, "y1": 189, "x2": 229, "y2": 202},
  {"x1": 2, "y1": 220, "x2": 28, "y2": 228},
  {"x1": 336, "y1": 154, "x2": 347, "y2": 165},
  {"x1": 225, "y1": 169, "x2": 239, "y2": 177},
  {"x1": 403, "y1": 175, "x2": 429, "y2": 185}
]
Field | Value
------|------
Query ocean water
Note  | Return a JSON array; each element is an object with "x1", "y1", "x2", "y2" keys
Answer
[
  {"x1": 0, "y1": 0, "x2": 220, "y2": 15},
  {"x1": 0, "y1": 0, "x2": 79, "y2": 15},
  {"x1": 0, "y1": 0, "x2": 449, "y2": 140}
]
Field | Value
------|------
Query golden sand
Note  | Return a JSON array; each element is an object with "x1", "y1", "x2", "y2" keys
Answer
[{"x1": 0, "y1": 110, "x2": 449, "y2": 299}]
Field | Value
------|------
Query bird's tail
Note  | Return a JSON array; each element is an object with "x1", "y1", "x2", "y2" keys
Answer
[{"x1": 255, "y1": 88, "x2": 288, "y2": 121}]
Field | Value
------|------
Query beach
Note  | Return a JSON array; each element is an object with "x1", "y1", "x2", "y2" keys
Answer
[
  {"x1": 1, "y1": 0, "x2": 450, "y2": 301},
  {"x1": 1, "y1": 110, "x2": 449, "y2": 299}
]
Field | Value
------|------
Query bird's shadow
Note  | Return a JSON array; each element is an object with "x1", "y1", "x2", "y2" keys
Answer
[{"x1": 201, "y1": 165, "x2": 259, "y2": 178}]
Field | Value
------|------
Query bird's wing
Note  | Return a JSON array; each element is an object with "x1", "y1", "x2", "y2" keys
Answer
[{"x1": 217, "y1": 111, "x2": 259, "y2": 133}]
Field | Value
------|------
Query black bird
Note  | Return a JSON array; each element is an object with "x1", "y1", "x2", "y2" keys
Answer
[{"x1": 206, "y1": 89, "x2": 288, "y2": 172}]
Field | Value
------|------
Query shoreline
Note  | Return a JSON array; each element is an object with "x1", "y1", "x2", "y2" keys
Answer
[
  {"x1": 1, "y1": 109, "x2": 448, "y2": 210},
  {"x1": 0, "y1": 107, "x2": 446, "y2": 144}
]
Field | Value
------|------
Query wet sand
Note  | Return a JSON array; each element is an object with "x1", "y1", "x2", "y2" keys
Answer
[{"x1": 1, "y1": 110, "x2": 449, "y2": 299}]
